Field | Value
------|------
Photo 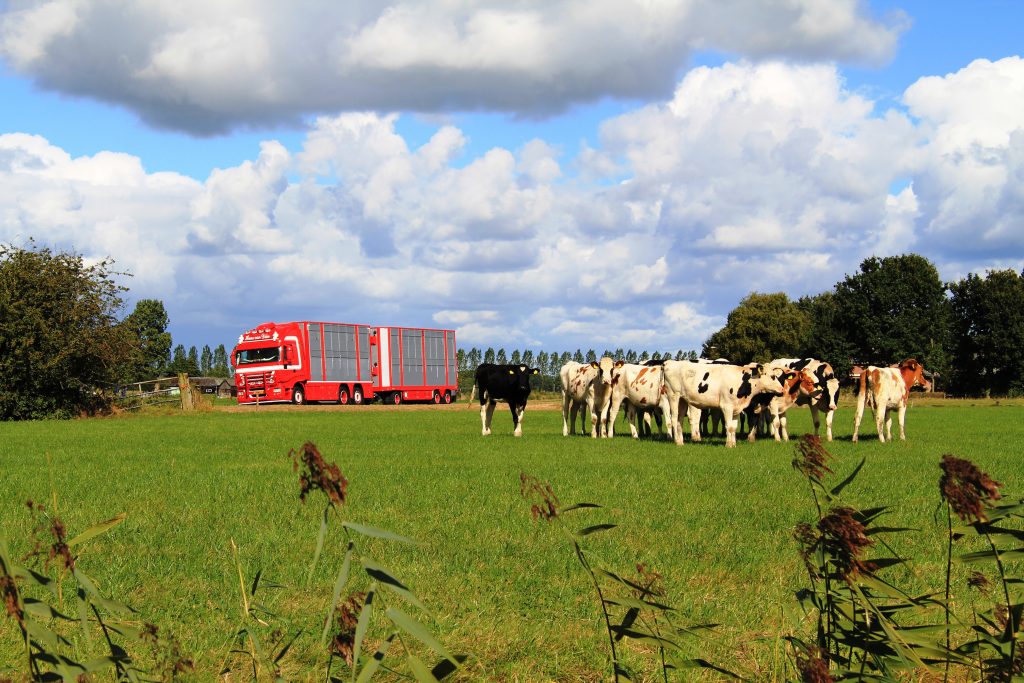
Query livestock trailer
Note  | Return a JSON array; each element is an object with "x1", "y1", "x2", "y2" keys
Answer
[{"x1": 231, "y1": 321, "x2": 458, "y2": 405}]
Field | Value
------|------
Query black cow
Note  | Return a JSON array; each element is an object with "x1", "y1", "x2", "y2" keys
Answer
[{"x1": 469, "y1": 364, "x2": 540, "y2": 436}]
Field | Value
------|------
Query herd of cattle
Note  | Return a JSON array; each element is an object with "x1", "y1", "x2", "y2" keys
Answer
[{"x1": 469, "y1": 357, "x2": 931, "y2": 446}]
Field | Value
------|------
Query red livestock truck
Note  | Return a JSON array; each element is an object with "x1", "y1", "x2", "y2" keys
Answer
[{"x1": 231, "y1": 321, "x2": 458, "y2": 405}]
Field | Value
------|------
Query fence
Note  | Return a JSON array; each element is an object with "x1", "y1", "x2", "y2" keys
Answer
[{"x1": 114, "y1": 374, "x2": 204, "y2": 412}]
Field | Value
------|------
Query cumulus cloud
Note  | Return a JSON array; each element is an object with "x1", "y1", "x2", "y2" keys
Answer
[
  {"x1": 2, "y1": 56, "x2": 1024, "y2": 355},
  {"x1": 0, "y1": 0, "x2": 905, "y2": 134}
]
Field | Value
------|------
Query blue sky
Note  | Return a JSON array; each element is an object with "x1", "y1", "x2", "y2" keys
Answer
[{"x1": 1, "y1": 1, "x2": 1022, "y2": 358}]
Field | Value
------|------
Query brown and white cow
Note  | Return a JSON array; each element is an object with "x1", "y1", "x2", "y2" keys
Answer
[
  {"x1": 662, "y1": 360, "x2": 790, "y2": 447},
  {"x1": 769, "y1": 358, "x2": 841, "y2": 441},
  {"x1": 603, "y1": 362, "x2": 673, "y2": 440},
  {"x1": 743, "y1": 368, "x2": 819, "y2": 442},
  {"x1": 590, "y1": 356, "x2": 620, "y2": 438},
  {"x1": 559, "y1": 361, "x2": 598, "y2": 437},
  {"x1": 852, "y1": 359, "x2": 931, "y2": 443}
]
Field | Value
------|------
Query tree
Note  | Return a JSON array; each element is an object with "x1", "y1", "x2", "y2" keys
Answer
[
  {"x1": 832, "y1": 254, "x2": 951, "y2": 377},
  {"x1": 548, "y1": 351, "x2": 561, "y2": 375},
  {"x1": 796, "y1": 291, "x2": 856, "y2": 378},
  {"x1": 496, "y1": 348, "x2": 508, "y2": 365},
  {"x1": 187, "y1": 346, "x2": 200, "y2": 375},
  {"x1": 572, "y1": 349, "x2": 584, "y2": 363},
  {"x1": 522, "y1": 350, "x2": 534, "y2": 368},
  {"x1": 171, "y1": 344, "x2": 188, "y2": 373},
  {"x1": 586, "y1": 349, "x2": 597, "y2": 363},
  {"x1": 484, "y1": 347, "x2": 495, "y2": 364},
  {"x1": 201, "y1": 345, "x2": 213, "y2": 375},
  {"x1": 123, "y1": 299, "x2": 172, "y2": 381},
  {"x1": 456, "y1": 348, "x2": 466, "y2": 370},
  {"x1": 213, "y1": 344, "x2": 230, "y2": 377},
  {"x1": 0, "y1": 242, "x2": 135, "y2": 419},
  {"x1": 948, "y1": 269, "x2": 1024, "y2": 395},
  {"x1": 536, "y1": 351, "x2": 548, "y2": 374},
  {"x1": 510, "y1": 349, "x2": 521, "y2": 365},
  {"x1": 702, "y1": 292, "x2": 810, "y2": 364}
]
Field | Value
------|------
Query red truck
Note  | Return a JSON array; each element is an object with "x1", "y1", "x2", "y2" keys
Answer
[{"x1": 231, "y1": 321, "x2": 458, "y2": 405}]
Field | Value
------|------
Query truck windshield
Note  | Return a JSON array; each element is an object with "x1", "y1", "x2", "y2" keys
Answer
[{"x1": 235, "y1": 347, "x2": 279, "y2": 365}]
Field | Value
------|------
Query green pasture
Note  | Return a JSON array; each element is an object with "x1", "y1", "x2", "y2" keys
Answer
[{"x1": 3, "y1": 400, "x2": 1024, "y2": 681}]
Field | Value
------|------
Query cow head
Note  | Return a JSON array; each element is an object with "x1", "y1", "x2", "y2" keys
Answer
[
  {"x1": 898, "y1": 359, "x2": 930, "y2": 392},
  {"x1": 594, "y1": 357, "x2": 623, "y2": 388},
  {"x1": 758, "y1": 365, "x2": 789, "y2": 397},
  {"x1": 508, "y1": 365, "x2": 540, "y2": 393}
]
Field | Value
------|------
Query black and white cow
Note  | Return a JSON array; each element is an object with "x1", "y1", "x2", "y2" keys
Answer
[
  {"x1": 769, "y1": 358, "x2": 841, "y2": 441},
  {"x1": 469, "y1": 364, "x2": 540, "y2": 436}
]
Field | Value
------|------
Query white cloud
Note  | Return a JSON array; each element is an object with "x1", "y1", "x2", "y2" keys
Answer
[
  {"x1": 0, "y1": 0, "x2": 905, "y2": 134},
  {"x1": 3, "y1": 56, "x2": 1024, "y2": 356}
]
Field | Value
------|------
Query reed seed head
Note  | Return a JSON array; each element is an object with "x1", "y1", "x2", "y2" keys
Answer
[
  {"x1": 792, "y1": 435, "x2": 833, "y2": 482},
  {"x1": 795, "y1": 646, "x2": 833, "y2": 683},
  {"x1": 331, "y1": 592, "x2": 365, "y2": 666},
  {"x1": 939, "y1": 455, "x2": 1001, "y2": 522},
  {"x1": 519, "y1": 472, "x2": 560, "y2": 521},
  {"x1": 290, "y1": 442, "x2": 348, "y2": 508},
  {"x1": 817, "y1": 507, "x2": 874, "y2": 579}
]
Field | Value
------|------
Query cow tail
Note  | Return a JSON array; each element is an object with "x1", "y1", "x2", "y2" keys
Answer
[{"x1": 468, "y1": 382, "x2": 477, "y2": 405}]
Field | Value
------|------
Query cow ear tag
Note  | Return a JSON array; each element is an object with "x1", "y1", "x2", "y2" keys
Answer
[
  {"x1": 533, "y1": 369, "x2": 539, "y2": 375},
  {"x1": 590, "y1": 362, "x2": 598, "y2": 368},
  {"x1": 509, "y1": 370, "x2": 514, "y2": 375}
]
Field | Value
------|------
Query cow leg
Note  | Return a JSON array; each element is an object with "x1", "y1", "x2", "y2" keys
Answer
[
  {"x1": 875, "y1": 406, "x2": 887, "y2": 444},
  {"x1": 824, "y1": 408, "x2": 835, "y2": 442},
  {"x1": 852, "y1": 388, "x2": 867, "y2": 443},
  {"x1": 688, "y1": 405, "x2": 702, "y2": 442},
  {"x1": 511, "y1": 403, "x2": 525, "y2": 437},
  {"x1": 725, "y1": 409, "x2": 738, "y2": 448},
  {"x1": 561, "y1": 392, "x2": 571, "y2": 436},
  {"x1": 606, "y1": 396, "x2": 624, "y2": 439},
  {"x1": 570, "y1": 401, "x2": 582, "y2": 436},
  {"x1": 625, "y1": 403, "x2": 640, "y2": 439},
  {"x1": 897, "y1": 401, "x2": 907, "y2": 440},
  {"x1": 481, "y1": 401, "x2": 496, "y2": 436}
]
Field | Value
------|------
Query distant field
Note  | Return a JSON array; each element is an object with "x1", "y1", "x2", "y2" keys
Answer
[{"x1": 3, "y1": 398, "x2": 1024, "y2": 681}]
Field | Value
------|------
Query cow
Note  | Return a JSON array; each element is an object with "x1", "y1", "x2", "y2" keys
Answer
[
  {"x1": 662, "y1": 360, "x2": 791, "y2": 447},
  {"x1": 591, "y1": 356, "x2": 620, "y2": 438},
  {"x1": 852, "y1": 359, "x2": 930, "y2": 443},
  {"x1": 469, "y1": 364, "x2": 540, "y2": 436},
  {"x1": 603, "y1": 362, "x2": 673, "y2": 440},
  {"x1": 743, "y1": 369, "x2": 820, "y2": 442},
  {"x1": 560, "y1": 361, "x2": 599, "y2": 437},
  {"x1": 770, "y1": 358, "x2": 842, "y2": 441}
]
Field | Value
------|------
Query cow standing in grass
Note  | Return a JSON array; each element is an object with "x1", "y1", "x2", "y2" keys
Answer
[
  {"x1": 559, "y1": 361, "x2": 600, "y2": 437},
  {"x1": 470, "y1": 364, "x2": 540, "y2": 436},
  {"x1": 770, "y1": 358, "x2": 842, "y2": 441},
  {"x1": 852, "y1": 359, "x2": 930, "y2": 443},
  {"x1": 662, "y1": 361, "x2": 790, "y2": 447},
  {"x1": 742, "y1": 369, "x2": 820, "y2": 442},
  {"x1": 604, "y1": 361, "x2": 673, "y2": 440}
]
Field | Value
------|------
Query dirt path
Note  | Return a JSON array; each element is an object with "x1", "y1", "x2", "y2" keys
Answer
[{"x1": 215, "y1": 399, "x2": 564, "y2": 413}]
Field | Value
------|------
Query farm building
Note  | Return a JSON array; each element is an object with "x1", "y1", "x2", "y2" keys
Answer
[{"x1": 192, "y1": 377, "x2": 235, "y2": 397}]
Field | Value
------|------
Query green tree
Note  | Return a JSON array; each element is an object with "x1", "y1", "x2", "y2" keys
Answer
[
  {"x1": 510, "y1": 349, "x2": 521, "y2": 365},
  {"x1": 572, "y1": 349, "x2": 584, "y2": 364},
  {"x1": 536, "y1": 351, "x2": 548, "y2": 374},
  {"x1": 123, "y1": 299, "x2": 172, "y2": 381},
  {"x1": 200, "y1": 345, "x2": 213, "y2": 375},
  {"x1": 496, "y1": 348, "x2": 508, "y2": 365},
  {"x1": 586, "y1": 349, "x2": 597, "y2": 363},
  {"x1": 213, "y1": 344, "x2": 230, "y2": 377},
  {"x1": 797, "y1": 291, "x2": 856, "y2": 378},
  {"x1": 0, "y1": 242, "x2": 135, "y2": 419},
  {"x1": 832, "y1": 254, "x2": 951, "y2": 376},
  {"x1": 948, "y1": 269, "x2": 1024, "y2": 395},
  {"x1": 171, "y1": 344, "x2": 188, "y2": 373},
  {"x1": 703, "y1": 292, "x2": 810, "y2": 363},
  {"x1": 484, "y1": 347, "x2": 495, "y2": 364},
  {"x1": 521, "y1": 349, "x2": 534, "y2": 368},
  {"x1": 187, "y1": 346, "x2": 200, "y2": 375}
]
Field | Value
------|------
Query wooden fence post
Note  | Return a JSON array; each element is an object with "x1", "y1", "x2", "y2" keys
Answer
[{"x1": 178, "y1": 373, "x2": 195, "y2": 411}]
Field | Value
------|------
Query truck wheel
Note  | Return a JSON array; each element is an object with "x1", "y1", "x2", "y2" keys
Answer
[
  {"x1": 352, "y1": 386, "x2": 364, "y2": 405},
  {"x1": 443, "y1": 390, "x2": 452, "y2": 404},
  {"x1": 338, "y1": 386, "x2": 349, "y2": 405},
  {"x1": 432, "y1": 391, "x2": 441, "y2": 404},
  {"x1": 391, "y1": 392, "x2": 402, "y2": 405},
  {"x1": 292, "y1": 385, "x2": 305, "y2": 405}
]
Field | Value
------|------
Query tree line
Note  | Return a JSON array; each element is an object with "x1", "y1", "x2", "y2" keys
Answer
[
  {"x1": 702, "y1": 254, "x2": 1024, "y2": 396},
  {"x1": 3, "y1": 240, "x2": 1023, "y2": 420}
]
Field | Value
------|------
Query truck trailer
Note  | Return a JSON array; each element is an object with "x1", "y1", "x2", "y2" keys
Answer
[{"x1": 231, "y1": 321, "x2": 458, "y2": 405}]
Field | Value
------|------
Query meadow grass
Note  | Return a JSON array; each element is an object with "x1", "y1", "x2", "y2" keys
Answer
[{"x1": 2, "y1": 398, "x2": 1024, "y2": 680}]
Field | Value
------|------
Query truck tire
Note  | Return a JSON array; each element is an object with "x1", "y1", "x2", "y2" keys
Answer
[
  {"x1": 443, "y1": 390, "x2": 452, "y2": 404},
  {"x1": 391, "y1": 392, "x2": 402, "y2": 405},
  {"x1": 432, "y1": 391, "x2": 441, "y2": 404},
  {"x1": 352, "y1": 386, "x2": 364, "y2": 405},
  {"x1": 338, "y1": 386, "x2": 349, "y2": 405},
  {"x1": 292, "y1": 385, "x2": 305, "y2": 405}
]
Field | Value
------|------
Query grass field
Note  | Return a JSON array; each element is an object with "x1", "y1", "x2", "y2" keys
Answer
[{"x1": 3, "y1": 397, "x2": 1024, "y2": 681}]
